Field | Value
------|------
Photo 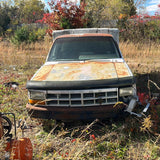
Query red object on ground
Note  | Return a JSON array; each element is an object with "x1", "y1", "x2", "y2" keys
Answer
[{"x1": 5, "y1": 137, "x2": 33, "y2": 160}]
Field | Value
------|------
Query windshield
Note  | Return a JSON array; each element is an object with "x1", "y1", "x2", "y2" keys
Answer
[{"x1": 47, "y1": 36, "x2": 121, "y2": 61}]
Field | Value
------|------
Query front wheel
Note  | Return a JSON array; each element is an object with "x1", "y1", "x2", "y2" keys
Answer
[{"x1": 1, "y1": 115, "x2": 12, "y2": 137}]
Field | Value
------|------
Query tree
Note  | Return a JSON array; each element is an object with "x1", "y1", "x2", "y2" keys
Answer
[
  {"x1": 122, "y1": 0, "x2": 137, "y2": 16},
  {"x1": 0, "y1": 5, "x2": 10, "y2": 36},
  {"x1": 38, "y1": 0, "x2": 87, "y2": 36},
  {"x1": 14, "y1": 0, "x2": 45, "y2": 24},
  {"x1": 3, "y1": 4, "x2": 18, "y2": 25},
  {"x1": 85, "y1": 0, "x2": 129, "y2": 27}
]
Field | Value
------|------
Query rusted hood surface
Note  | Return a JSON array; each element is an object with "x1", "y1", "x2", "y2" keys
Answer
[{"x1": 31, "y1": 61, "x2": 132, "y2": 81}]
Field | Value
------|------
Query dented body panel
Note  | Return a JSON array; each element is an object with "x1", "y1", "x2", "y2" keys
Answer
[{"x1": 26, "y1": 28, "x2": 136, "y2": 120}]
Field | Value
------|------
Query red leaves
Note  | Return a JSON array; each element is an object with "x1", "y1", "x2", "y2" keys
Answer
[
  {"x1": 71, "y1": 139, "x2": 76, "y2": 143},
  {"x1": 38, "y1": 0, "x2": 87, "y2": 36},
  {"x1": 90, "y1": 134, "x2": 96, "y2": 140},
  {"x1": 130, "y1": 12, "x2": 160, "y2": 24},
  {"x1": 138, "y1": 92, "x2": 149, "y2": 105},
  {"x1": 137, "y1": 92, "x2": 160, "y2": 106}
]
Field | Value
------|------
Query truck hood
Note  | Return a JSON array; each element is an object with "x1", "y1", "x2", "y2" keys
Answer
[{"x1": 31, "y1": 61, "x2": 132, "y2": 81}]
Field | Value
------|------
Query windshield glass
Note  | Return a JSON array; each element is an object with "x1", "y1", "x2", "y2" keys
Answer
[{"x1": 47, "y1": 36, "x2": 121, "y2": 61}]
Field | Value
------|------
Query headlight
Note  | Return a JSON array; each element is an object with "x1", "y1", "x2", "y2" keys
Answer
[
  {"x1": 119, "y1": 87, "x2": 134, "y2": 97},
  {"x1": 29, "y1": 91, "x2": 45, "y2": 100}
]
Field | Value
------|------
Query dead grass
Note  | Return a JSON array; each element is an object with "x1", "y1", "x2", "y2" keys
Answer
[
  {"x1": 0, "y1": 39, "x2": 160, "y2": 159},
  {"x1": 120, "y1": 41, "x2": 160, "y2": 74},
  {"x1": 0, "y1": 37, "x2": 51, "y2": 71}
]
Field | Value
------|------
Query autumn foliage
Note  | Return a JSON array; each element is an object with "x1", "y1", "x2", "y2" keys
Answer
[
  {"x1": 38, "y1": 0, "x2": 87, "y2": 36},
  {"x1": 119, "y1": 4, "x2": 160, "y2": 42}
]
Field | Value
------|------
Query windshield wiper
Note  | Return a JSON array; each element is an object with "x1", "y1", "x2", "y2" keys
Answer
[{"x1": 86, "y1": 59, "x2": 112, "y2": 62}]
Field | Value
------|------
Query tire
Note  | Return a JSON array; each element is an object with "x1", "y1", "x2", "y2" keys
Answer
[{"x1": 1, "y1": 115, "x2": 12, "y2": 137}]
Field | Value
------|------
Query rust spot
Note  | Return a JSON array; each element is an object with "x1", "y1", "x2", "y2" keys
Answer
[
  {"x1": 56, "y1": 33, "x2": 113, "y2": 40},
  {"x1": 114, "y1": 63, "x2": 130, "y2": 77},
  {"x1": 32, "y1": 65, "x2": 54, "y2": 81}
]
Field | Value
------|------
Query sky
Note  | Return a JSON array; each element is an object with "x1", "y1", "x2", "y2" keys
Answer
[{"x1": 145, "y1": 0, "x2": 160, "y2": 15}]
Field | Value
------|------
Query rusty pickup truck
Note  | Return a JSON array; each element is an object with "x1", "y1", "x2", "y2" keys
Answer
[{"x1": 26, "y1": 28, "x2": 138, "y2": 120}]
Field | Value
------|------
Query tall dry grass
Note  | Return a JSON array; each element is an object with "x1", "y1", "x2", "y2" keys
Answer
[
  {"x1": 0, "y1": 37, "x2": 52, "y2": 71},
  {"x1": 120, "y1": 41, "x2": 160, "y2": 74}
]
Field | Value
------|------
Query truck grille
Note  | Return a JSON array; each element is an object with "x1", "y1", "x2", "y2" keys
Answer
[{"x1": 45, "y1": 88, "x2": 118, "y2": 107}]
